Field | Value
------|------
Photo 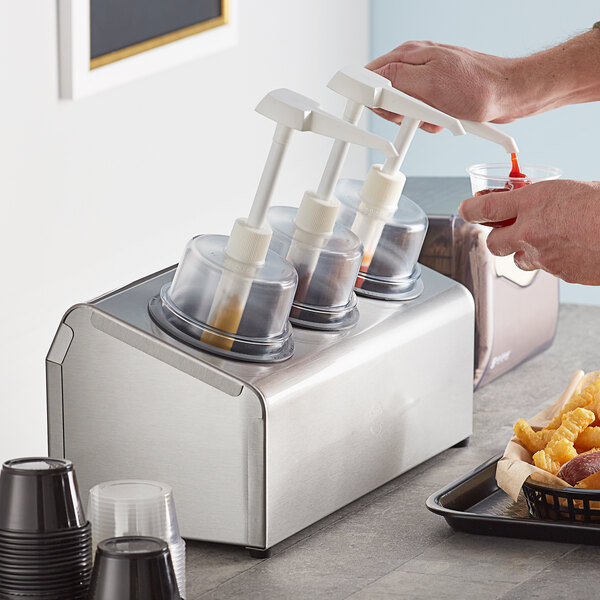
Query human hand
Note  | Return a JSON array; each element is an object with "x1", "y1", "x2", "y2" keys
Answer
[
  {"x1": 366, "y1": 40, "x2": 524, "y2": 132},
  {"x1": 458, "y1": 179, "x2": 600, "y2": 284}
]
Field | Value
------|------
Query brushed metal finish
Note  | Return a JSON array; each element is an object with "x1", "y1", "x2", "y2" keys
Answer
[
  {"x1": 408, "y1": 177, "x2": 559, "y2": 389},
  {"x1": 46, "y1": 322, "x2": 73, "y2": 458},
  {"x1": 47, "y1": 262, "x2": 474, "y2": 549},
  {"x1": 60, "y1": 305, "x2": 264, "y2": 545}
]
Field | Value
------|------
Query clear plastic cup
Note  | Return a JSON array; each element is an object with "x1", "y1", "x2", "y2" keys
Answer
[
  {"x1": 468, "y1": 163, "x2": 562, "y2": 194},
  {"x1": 268, "y1": 206, "x2": 362, "y2": 330},
  {"x1": 467, "y1": 163, "x2": 562, "y2": 227},
  {"x1": 149, "y1": 234, "x2": 297, "y2": 363},
  {"x1": 88, "y1": 481, "x2": 185, "y2": 599},
  {"x1": 335, "y1": 178, "x2": 428, "y2": 301}
]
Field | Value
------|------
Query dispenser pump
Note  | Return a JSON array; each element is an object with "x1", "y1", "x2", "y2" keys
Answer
[
  {"x1": 327, "y1": 67, "x2": 465, "y2": 215},
  {"x1": 459, "y1": 120, "x2": 519, "y2": 154},
  {"x1": 225, "y1": 88, "x2": 398, "y2": 270}
]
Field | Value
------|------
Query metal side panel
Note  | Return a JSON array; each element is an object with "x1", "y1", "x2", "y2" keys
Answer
[
  {"x1": 60, "y1": 305, "x2": 264, "y2": 546},
  {"x1": 46, "y1": 322, "x2": 74, "y2": 458},
  {"x1": 264, "y1": 281, "x2": 474, "y2": 548}
]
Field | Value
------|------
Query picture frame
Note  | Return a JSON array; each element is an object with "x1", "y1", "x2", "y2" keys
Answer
[{"x1": 58, "y1": 0, "x2": 237, "y2": 100}]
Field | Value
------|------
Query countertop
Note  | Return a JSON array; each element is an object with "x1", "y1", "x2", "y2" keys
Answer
[{"x1": 184, "y1": 304, "x2": 600, "y2": 600}]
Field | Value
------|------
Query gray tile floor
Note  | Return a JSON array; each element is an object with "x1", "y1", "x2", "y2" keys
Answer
[{"x1": 184, "y1": 304, "x2": 599, "y2": 599}]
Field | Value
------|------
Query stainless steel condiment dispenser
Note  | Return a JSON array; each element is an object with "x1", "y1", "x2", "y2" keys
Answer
[{"x1": 46, "y1": 259, "x2": 474, "y2": 556}]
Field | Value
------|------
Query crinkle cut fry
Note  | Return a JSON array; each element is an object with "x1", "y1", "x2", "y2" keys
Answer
[
  {"x1": 545, "y1": 377, "x2": 600, "y2": 430},
  {"x1": 575, "y1": 427, "x2": 600, "y2": 451},
  {"x1": 533, "y1": 438, "x2": 578, "y2": 475},
  {"x1": 547, "y1": 407, "x2": 595, "y2": 447},
  {"x1": 514, "y1": 419, "x2": 546, "y2": 453},
  {"x1": 533, "y1": 409, "x2": 595, "y2": 475}
]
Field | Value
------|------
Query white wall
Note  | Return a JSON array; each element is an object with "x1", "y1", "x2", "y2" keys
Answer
[
  {"x1": 370, "y1": 0, "x2": 600, "y2": 305},
  {"x1": 0, "y1": 0, "x2": 370, "y2": 462}
]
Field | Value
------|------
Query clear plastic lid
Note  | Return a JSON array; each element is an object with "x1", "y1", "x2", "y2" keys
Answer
[
  {"x1": 335, "y1": 178, "x2": 427, "y2": 300},
  {"x1": 149, "y1": 234, "x2": 297, "y2": 362},
  {"x1": 268, "y1": 206, "x2": 362, "y2": 330}
]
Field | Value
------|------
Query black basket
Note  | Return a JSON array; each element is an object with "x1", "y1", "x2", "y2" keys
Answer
[{"x1": 523, "y1": 479, "x2": 600, "y2": 523}]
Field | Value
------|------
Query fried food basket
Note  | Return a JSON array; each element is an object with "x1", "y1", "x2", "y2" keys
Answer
[{"x1": 522, "y1": 480, "x2": 600, "y2": 523}]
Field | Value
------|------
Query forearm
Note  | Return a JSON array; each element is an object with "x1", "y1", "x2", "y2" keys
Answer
[{"x1": 499, "y1": 30, "x2": 600, "y2": 120}]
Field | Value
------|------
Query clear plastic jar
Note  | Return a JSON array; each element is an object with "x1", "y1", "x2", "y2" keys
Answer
[
  {"x1": 268, "y1": 206, "x2": 362, "y2": 330},
  {"x1": 335, "y1": 178, "x2": 428, "y2": 300},
  {"x1": 149, "y1": 234, "x2": 297, "y2": 362}
]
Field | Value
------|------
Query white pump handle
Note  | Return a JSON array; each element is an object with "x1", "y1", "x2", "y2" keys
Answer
[
  {"x1": 328, "y1": 67, "x2": 465, "y2": 136},
  {"x1": 255, "y1": 89, "x2": 397, "y2": 158},
  {"x1": 460, "y1": 120, "x2": 519, "y2": 154}
]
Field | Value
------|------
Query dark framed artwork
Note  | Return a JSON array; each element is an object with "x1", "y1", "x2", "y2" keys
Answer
[{"x1": 59, "y1": 0, "x2": 236, "y2": 99}]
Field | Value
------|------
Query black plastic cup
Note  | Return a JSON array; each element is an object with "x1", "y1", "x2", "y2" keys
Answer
[
  {"x1": 0, "y1": 523, "x2": 90, "y2": 540},
  {"x1": 0, "y1": 527, "x2": 91, "y2": 548},
  {"x1": 0, "y1": 458, "x2": 86, "y2": 533},
  {"x1": 0, "y1": 546, "x2": 91, "y2": 565},
  {"x1": 88, "y1": 537, "x2": 180, "y2": 600}
]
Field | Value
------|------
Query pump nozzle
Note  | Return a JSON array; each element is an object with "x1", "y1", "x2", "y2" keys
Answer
[{"x1": 460, "y1": 120, "x2": 519, "y2": 154}]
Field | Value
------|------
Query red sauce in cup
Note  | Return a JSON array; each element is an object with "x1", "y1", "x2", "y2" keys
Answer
[{"x1": 474, "y1": 153, "x2": 529, "y2": 227}]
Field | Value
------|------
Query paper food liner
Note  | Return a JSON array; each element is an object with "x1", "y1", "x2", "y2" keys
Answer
[{"x1": 496, "y1": 369, "x2": 600, "y2": 501}]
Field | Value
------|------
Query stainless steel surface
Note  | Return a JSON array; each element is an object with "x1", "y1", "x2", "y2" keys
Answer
[
  {"x1": 47, "y1": 262, "x2": 474, "y2": 550},
  {"x1": 406, "y1": 177, "x2": 559, "y2": 388},
  {"x1": 46, "y1": 322, "x2": 74, "y2": 458}
]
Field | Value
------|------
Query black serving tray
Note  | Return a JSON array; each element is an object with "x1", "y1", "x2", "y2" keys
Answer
[{"x1": 426, "y1": 454, "x2": 600, "y2": 545}]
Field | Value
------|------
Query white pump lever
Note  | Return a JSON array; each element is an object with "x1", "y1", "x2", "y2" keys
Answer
[
  {"x1": 328, "y1": 67, "x2": 465, "y2": 174},
  {"x1": 328, "y1": 67, "x2": 466, "y2": 136},
  {"x1": 255, "y1": 89, "x2": 397, "y2": 158},
  {"x1": 460, "y1": 120, "x2": 519, "y2": 154},
  {"x1": 228, "y1": 89, "x2": 398, "y2": 270}
]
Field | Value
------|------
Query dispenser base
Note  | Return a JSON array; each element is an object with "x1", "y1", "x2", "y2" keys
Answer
[
  {"x1": 47, "y1": 264, "x2": 474, "y2": 552},
  {"x1": 355, "y1": 265, "x2": 424, "y2": 301}
]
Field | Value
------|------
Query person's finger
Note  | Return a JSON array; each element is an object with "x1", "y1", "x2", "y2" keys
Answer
[
  {"x1": 486, "y1": 226, "x2": 522, "y2": 256},
  {"x1": 459, "y1": 190, "x2": 519, "y2": 224},
  {"x1": 370, "y1": 107, "x2": 443, "y2": 132},
  {"x1": 513, "y1": 250, "x2": 540, "y2": 271},
  {"x1": 366, "y1": 41, "x2": 435, "y2": 71},
  {"x1": 371, "y1": 107, "x2": 403, "y2": 125},
  {"x1": 420, "y1": 123, "x2": 443, "y2": 134}
]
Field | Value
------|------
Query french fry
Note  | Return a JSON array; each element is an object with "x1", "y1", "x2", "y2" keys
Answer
[
  {"x1": 544, "y1": 377, "x2": 600, "y2": 430},
  {"x1": 514, "y1": 419, "x2": 546, "y2": 453},
  {"x1": 513, "y1": 420, "x2": 554, "y2": 453},
  {"x1": 547, "y1": 408, "x2": 595, "y2": 447},
  {"x1": 533, "y1": 438, "x2": 578, "y2": 475},
  {"x1": 575, "y1": 427, "x2": 600, "y2": 452}
]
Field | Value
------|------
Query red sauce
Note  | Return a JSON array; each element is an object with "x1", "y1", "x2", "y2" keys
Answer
[
  {"x1": 475, "y1": 153, "x2": 530, "y2": 227},
  {"x1": 509, "y1": 152, "x2": 526, "y2": 179}
]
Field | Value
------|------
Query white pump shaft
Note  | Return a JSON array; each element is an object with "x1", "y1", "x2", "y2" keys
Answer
[
  {"x1": 247, "y1": 124, "x2": 292, "y2": 229},
  {"x1": 315, "y1": 99, "x2": 365, "y2": 201},
  {"x1": 227, "y1": 88, "x2": 398, "y2": 270},
  {"x1": 383, "y1": 118, "x2": 420, "y2": 174}
]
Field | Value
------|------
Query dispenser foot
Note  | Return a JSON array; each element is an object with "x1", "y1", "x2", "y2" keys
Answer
[
  {"x1": 247, "y1": 548, "x2": 271, "y2": 559},
  {"x1": 452, "y1": 437, "x2": 471, "y2": 448}
]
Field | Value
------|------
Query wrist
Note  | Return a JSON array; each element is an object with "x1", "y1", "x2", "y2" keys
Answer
[
  {"x1": 491, "y1": 57, "x2": 537, "y2": 121},
  {"x1": 497, "y1": 31, "x2": 600, "y2": 120}
]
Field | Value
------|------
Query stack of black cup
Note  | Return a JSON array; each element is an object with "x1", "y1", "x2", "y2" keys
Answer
[{"x1": 0, "y1": 457, "x2": 92, "y2": 599}]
